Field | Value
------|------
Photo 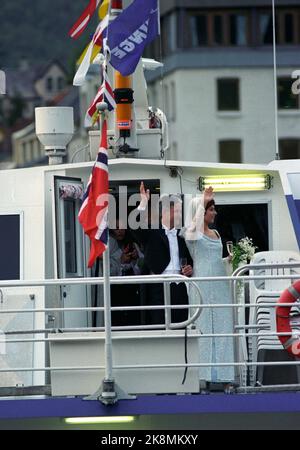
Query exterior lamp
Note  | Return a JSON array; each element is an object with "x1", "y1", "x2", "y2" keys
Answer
[
  {"x1": 64, "y1": 416, "x2": 135, "y2": 425},
  {"x1": 198, "y1": 174, "x2": 272, "y2": 192}
]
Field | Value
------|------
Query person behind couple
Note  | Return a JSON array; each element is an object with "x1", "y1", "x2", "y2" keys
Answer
[
  {"x1": 131, "y1": 182, "x2": 193, "y2": 326},
  {"x1": 109, "y1": 219, "x2": 144, "y2": 327},
  {"x1": 182, "y1": 187, "x2": 235, "y2": 387}
]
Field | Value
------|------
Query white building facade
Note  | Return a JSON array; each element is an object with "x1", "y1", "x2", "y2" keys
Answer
[{"x1": 145, "y1": 0, "x2": 300, "y2": 164}]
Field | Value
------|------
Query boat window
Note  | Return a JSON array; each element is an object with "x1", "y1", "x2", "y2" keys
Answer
[
  {"x1": 64, "y1": 199, "x2": 77, "y2": 275},
  {"x1": 215, "y1": 203, "x2": 269, "y2": 256},
  {"x1": 0, "y1": 214, "x2": 22, "y2": 280}
]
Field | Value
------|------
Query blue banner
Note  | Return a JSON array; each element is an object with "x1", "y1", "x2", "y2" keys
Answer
[{"x1": 107, "y1": 0, "x2": 159, "y2": 76}]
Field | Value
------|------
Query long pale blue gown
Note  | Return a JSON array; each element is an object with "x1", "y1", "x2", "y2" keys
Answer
[{"x1": 186, "y1": 232, "x2": 235, "y2": 383}]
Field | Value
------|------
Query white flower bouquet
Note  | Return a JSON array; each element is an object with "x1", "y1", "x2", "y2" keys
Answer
[{"x1": 232, "y1": 237, "x2": 257, "y2": 271}]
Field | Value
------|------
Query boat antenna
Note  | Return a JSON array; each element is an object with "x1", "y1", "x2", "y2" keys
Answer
[{"x1": 272, "y1": 0, "x2": 280, "y2": 160}]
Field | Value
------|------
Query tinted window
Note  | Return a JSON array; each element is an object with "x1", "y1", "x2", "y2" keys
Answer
[{"x1": 0, "y1": 215, "x2": 20, "y2": 280}]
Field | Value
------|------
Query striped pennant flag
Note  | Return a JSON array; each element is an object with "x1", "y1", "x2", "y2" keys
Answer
[
  {"x1": 69, "y1": 0, "x2": 102, "y2": 39},
  {"x1": 78, "y1": 120, "x2": 109, "y2": 267},
  {"x1": 73, "y1": 14, "x2": 109, "y2": 86},
  {"x1": 75, "y1": 0, "x2": 110, "y2": 67},
  {"x1": 85, "y1": 66, "x2": 116, "y2": 127}
]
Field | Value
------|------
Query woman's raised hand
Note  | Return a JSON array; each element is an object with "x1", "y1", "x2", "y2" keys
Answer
[{"x1": 204, "y1": 186, "x2": 214, "y2": 207}]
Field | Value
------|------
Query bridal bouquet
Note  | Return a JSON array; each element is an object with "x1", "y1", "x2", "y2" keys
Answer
[{"x1": 232, "y1": 237, "x2": 257, "y2": 271}]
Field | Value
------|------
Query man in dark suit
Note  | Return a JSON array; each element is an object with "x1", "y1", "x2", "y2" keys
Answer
[{"x1": 132, "y1": 182, "x2": 193, "y2": 326}]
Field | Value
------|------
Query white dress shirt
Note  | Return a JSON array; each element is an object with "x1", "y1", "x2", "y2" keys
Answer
[{"x1": 162, "y1": 225, "x2": 181, "y2": 274}]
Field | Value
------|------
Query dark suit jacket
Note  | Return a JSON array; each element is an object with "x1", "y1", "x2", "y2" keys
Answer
[
  {"x1": 131, "y1": 227, "x2": 193, "y2": 275},
  {"x1": 131, "y1": 226, "x2": 192, "y2": 325}
]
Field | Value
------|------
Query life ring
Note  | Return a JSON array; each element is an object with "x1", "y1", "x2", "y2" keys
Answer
[{"x1": 276, "y1": 280, "x2": 300, "y2": 357}]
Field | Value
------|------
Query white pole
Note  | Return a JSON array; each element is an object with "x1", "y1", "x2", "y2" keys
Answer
[
  {"x1": 272, "y1": 0, "x2": 280, "y2": 160},
  {"x1": 102, "y1": 238, "x2": 113, "y2": 381}
]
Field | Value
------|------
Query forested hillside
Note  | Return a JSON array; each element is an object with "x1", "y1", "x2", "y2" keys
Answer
[{"x1": 0, "y1": 0, "x2": 97, "y2": 73}]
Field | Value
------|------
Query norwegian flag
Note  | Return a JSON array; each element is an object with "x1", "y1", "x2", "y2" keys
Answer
[
  {"x1": 69, "y1": 0, "x2": 102, "y2": 39},
  {"x1": 78, "y1": 120, "x2": 109, "y2": 267},
  {"x1": 85, "y1": 67, "x2": 116, "y2": 127}
]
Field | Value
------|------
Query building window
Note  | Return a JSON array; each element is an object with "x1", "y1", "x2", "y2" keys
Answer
[
  {"x1": 46, "y1": 77, "x2": 53, "y2": 92},
  {"x1": 229, "y1": 14, "x2": 247, "y2": 46},
  {"x1": 278, "y1": 77, "x2": 299, "y2": 109},
  {"x1": 284, "y1": 13, "x2": 294, "y2": 43},
  {"x1": 279, "y1": 139, "x2": 300, "y2": 159},
  {"x1": 57, "y1": 77, "x2": 65, "y2": 91},
  {"x1": 162, "y1": 12, "x2": 177, "y2": 55},
  {"x1": 219, "y1": 140, "x2": 242, "y2": 163},
  {"x1": 259, "y1": 13, "x2": 273, "y2": 44},
  {"x1": 277, "y1": 10, "x2": 298, "y2": 44},
  {"x1": 217, "y1": 78, "x2": 240, "y2": 111},
  {"x1": 213, "y1": 14, "x2": 224, "y2": 45},
  {"x1": 189, "y1": 12, "x2": 208, "y2": 47}
]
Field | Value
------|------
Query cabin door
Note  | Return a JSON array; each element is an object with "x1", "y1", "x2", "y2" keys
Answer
[{"x1": 53, "y1": 176, "x2": 90, "y2": 329}]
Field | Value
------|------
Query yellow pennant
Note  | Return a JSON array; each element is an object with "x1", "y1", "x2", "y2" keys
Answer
[
  {"x1": 77, "y1": 41, "x2": 102, "y2": 66},
  {"x1": 99, "y1": 0, "x2": 109, "y2": 20}
]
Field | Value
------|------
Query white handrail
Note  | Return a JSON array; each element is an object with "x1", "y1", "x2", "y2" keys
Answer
[{"x1": 0, "y1": 268, "x2": 299, "y2": 396}]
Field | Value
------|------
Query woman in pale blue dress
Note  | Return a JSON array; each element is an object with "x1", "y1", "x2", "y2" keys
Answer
[{"x1": 183, "y1": 188, "x2": 235, "y2": 389}]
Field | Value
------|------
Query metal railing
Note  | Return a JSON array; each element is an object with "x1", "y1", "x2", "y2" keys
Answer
[{"x1": 0, "y1": 266, "x2": 300, "y2": 398}]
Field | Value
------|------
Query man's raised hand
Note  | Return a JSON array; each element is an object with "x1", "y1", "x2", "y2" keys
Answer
[{"x1": 140, "y1": 181, "x2": 150, "y2": 208}]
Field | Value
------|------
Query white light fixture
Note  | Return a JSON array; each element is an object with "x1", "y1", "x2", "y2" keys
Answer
[
  {"x1": 64, "y1": 416, "x2": 135, "y2": 425},
  {"x1": 199, "y1": 174, "x2": 272, "y2": 192},
  {"x1": 35, "y1": 107, "x2": 74, "y2": 165}
]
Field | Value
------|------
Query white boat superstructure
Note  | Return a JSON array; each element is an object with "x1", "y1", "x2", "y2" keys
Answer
[{"x1": 1, "y1": 0, "x2": 300, "y2": 430}]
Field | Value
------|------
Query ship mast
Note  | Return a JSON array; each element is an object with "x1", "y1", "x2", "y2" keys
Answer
[{"x1": 112, "y1": 0, "x2": 137, "y2": 155}]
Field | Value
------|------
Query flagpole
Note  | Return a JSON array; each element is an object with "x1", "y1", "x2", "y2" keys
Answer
[
  {"x1": 84, "y1": 102, "x2": 135, "y2": 405},
  {"x1": 83, "y1": 103, "x2": 116, "y2": 404},
  {"x1": 272, "y1": 0, "x2": 279, "y2": 160},
  {"x1": 97, "y1": 105, "x2": 117, "y2": 403}
]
